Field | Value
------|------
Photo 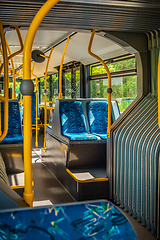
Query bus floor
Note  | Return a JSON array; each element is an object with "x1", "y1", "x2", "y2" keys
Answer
[{"x1": 32, "y1": 152, "x2": 76, "y2": 207}]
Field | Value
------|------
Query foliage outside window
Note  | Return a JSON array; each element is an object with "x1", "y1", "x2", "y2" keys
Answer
[
  {"x1": 91, "y1": 57, "x2": 136, "y2": 75},
  {"x1": 52, "y1": 74, "x2": 58, "y2": 102},
  {"x1": 75, "y1": 70, "x2": 80, "y2": 98},
  {"x1": 90, "y1": 56, "x2": 137, "y2": 113},
  {"x1": 65, "y1": 72, "x2": 71, "y2": 99},
  {"x1": 64, "y1": 70, "x2": 80, "y2": 99},
  {"x1": 40, "y1": 76, "x2": 50, "y2": 105}
]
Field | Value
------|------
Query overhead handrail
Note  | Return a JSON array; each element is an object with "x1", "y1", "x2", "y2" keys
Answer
[
  {"x1": 42, "y1": 47, "x2": 53, "y2": 149},
  {"x1": 59, "y1": 37, "x2": 70, "y2": 99},
  {"x1": 0, "y1": 26, "x2": 23, "y2": 99},
  {"x1": 0, "y1": 18, "x2": 9, "y2": 142},
  {"x1": 88, "y1": 29, "x2": 112, "y2": 138},
  {"x1": 5, "y1": 35, "x2": 16, "y2": 99},
  {"x1": 22, "y1": 0, "x2": 60, "y2": 207},
  {"x1": 31, "y1": 61, "x2": 39, "y2": 148}
]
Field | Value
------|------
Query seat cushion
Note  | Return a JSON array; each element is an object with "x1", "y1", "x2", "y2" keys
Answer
[
  {"x1": 92, "y1": 133, "x2": 108, "y2": 140},
  {"x1": 1, "y1": 135, "x2": 23, "y2": 144},
  {"x1": 63, "y1": 132, "x2": 99, "y2": 141}
]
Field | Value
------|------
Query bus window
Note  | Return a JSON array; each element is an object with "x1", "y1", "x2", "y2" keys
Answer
[
  {"x1": 90, "y1": 55, "x2": 137, "y2": 113},
  {"x1": 52, "y1": 73, "x2": 58, "y2": 102},
  {"x1": 40, "y1": 76, "x2": 50, "y2": 105},
  {"x1": 64, "y1": 69, "x2": 80, "y2": 99}
]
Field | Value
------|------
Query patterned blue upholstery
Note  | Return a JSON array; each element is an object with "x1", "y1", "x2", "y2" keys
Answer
[
  {"x1": 0, "y1": 101, "x2": 23, "y2": 144},
  {"x1": 32, "y1": 92, "x2": 39, "y2": 125},
  {"x1": 18, "y1": 92, "x2": 39, "y2": 125},
  {"x1": 63, "y1": 132, "x2": 99, "y2": 141},
  {"x1": 87, "y1": 101, "x2": 111, "y2": 140},
  {"x1": 60, "y1": 101, "x2": 98, "y2": 141}
]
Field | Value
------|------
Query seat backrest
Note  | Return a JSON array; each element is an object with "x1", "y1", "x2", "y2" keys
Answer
[
  {"x1": 1, "y1": 100, "x2": 22, "y2": 140},
  {"x1": 111, "y1": 100, "x2": 120, "y2": 122},
  {"x1": 87, "y1": 101, "x2": 109, "y2": 134},
  {"x1": 60, "y1": 101, "x2": 87, "y2": 134}
]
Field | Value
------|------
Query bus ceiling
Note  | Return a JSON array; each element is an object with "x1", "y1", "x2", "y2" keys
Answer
[{"x1": 0, "y1": 1, "x2": 160, "y2": 32}]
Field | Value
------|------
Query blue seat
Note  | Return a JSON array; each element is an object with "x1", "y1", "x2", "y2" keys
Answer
[
  {"x1": 60, "y1": 101, "x2": 99, "y2": 141},
  {"x1": 0, "y1": 101, "x2": 23, "y2": 144},
  {"x1": 87, "y1": 101, "x2": 111, "y2": 140},
  {"x1": 18, "y1": 92, "x2": 39, "y2": 125}
]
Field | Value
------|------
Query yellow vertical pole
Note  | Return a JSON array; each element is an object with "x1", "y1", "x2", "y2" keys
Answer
[
  {"x1": 59, "y1": 37, "x2": 70, "y2": 99},
  {"x1": 88, "y1": 29, "x2": 112, "y2": 138},
  {"x1": 158, "y1": 49, "x2": 160, "y2": 128},
  {"x1": 43, "y1": 48, "x2": 53, "y2": 149},
  {"x1": 31, "y1": 62, "x2": 38, "y2": 147},
  {"x1": 22, "y1": 0, "x2": 60, "y2": 207},
  {"x1": 0, "y1": 46, "x2": 3, "y2": 136},
  {"x1": 0, "y1": 18, "x2": 9, "y2": 142}
]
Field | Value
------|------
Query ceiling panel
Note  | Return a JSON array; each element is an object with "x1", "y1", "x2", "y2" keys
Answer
[{"x1": 0, "y1": 1, "x2": 160, "y2": 33}]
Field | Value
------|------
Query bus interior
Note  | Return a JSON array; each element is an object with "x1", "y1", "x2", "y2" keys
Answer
[{"x1": 0, "y1": 0, "x2": 160, "y2": 239}]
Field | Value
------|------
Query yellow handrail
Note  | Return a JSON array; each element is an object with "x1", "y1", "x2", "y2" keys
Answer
[
  {"x1": 31, "y1": 62, "x2": 38, "y2": 147},
  {"x1": 43, "y1": 47, "x2": 53, "y2": 149},
  {"x1": 158, "y1": 49, "x2": 160, "y2": 128},
  {"x1": 0, "y1": 26, "x2": 23, "y2": 96},
  {"x1": 0, "y1": 46, "x2": 3, "y2": 59},
  {"x1": 5, "y1": 35, "x2": 16, "y2": 99},
  {"x1": 0, "y1": 18, "x2": 9, "y2": 142},
  {"x1": 23, "y1": 0, "x2": 60, "y2": 207},
  {"x1": 59, "y1": 37, "x2": 70, "y2": 99},
  {"x1": 88, "y1": 29, "x2": 112, "y2": 138}
]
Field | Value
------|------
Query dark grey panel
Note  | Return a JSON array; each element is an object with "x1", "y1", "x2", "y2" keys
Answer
[{"x1": 0, "y1": 1, "x2": 160, "y2": 32}]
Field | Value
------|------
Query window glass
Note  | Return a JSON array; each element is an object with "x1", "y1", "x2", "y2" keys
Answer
[
  {"x1": 65, "y1": 72, "x2": 71, "y2": 99},
  {"x1": 91, "y1": 57, "x2": 136, "y2": 75},
  {"x1": 40, "y1": 76, "x2": 50, "y2": 105},
  {"x1": 90, "y1": 75, "x2": 137, "y2": 113},
  {"x1": 52, "y1": 74, "x2": 58, "y2": 102},
  {"x1": 75, "y1": 70, "x2": 80, "y2": 98}
]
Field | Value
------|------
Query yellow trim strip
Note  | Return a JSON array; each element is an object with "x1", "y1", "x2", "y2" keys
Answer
[
  {"x1": 66, "y1": 168, "x2": 109, "y2": 183},
  {"x1": 59, "y1": 37, "x2": 70, "y2": 99},
  {"x1": 88, "y1": 29, "x2": 112, "y2": 138},
  {"x1": 23, "y1": 0, "x2": 60, "y2": 207}
]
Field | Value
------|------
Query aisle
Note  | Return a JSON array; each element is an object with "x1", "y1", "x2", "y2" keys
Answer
[{"x1": 32, "y1": 162, "x2": 75, "y2": 207}]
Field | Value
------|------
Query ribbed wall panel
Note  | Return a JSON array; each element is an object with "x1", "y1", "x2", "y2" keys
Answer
[{"x1": 113, "y1": 93, "x2": 160, "y2": 235}]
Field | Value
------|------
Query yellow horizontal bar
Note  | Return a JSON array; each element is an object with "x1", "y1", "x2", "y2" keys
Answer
[
  {"x1": 47, "y1": 106, "x2": 55, "y2": 110},
  {"x1": 40, "y1": 53, "x2": 49, "y2": 59},
  {"x1": 11, "y1": 181, "x2": 34, "y2": 189},
  {"x1": 41, "y1": 147, "x2": 46, "y2": 152},
  {"x1": 66, "y1": 168, "x2": 109, "y2": 183}
]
